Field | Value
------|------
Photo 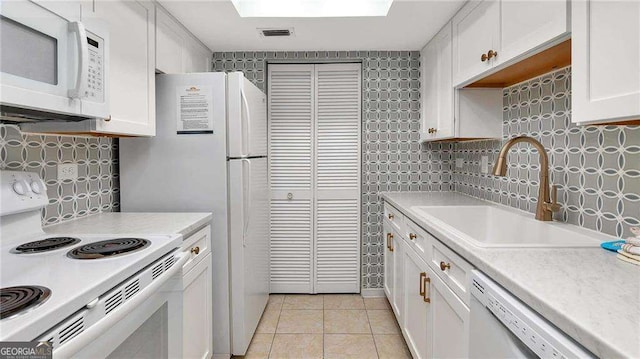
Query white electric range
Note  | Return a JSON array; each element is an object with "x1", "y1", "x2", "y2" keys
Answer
[{"x1": 0, "y1": 170, "x2": 187, "y2": 358}]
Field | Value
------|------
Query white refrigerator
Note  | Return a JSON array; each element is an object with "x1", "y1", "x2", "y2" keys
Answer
[{"x1": 119, "y1": 72, "x2": 269, "y2": 356}]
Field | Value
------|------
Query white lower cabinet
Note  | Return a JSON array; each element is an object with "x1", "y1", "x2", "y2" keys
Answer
[
  {"x1": 383, "y1": 219, "x2": 404, "y2": 321},
  {"x1": 181, "y1": 225, "x2": 213, "y2": 359},
  {"x1": 430, "y1": 267, "x2": 469, "y2": 358},
  {"x1": 183, "y1": 253, "x2": 213, "y2": 359},
  {"x1": 385, "y1": 206, "x2": 470, "y2": 359},
  {"x1": 383, "y1": 221, "x2": 395, "y2": 300},
  {"x1": 391, "y1": 228, "x2": 403, "y2": 322},
  {"x1": 401, "y1": 242, "x2": 431, "y2": 359}
]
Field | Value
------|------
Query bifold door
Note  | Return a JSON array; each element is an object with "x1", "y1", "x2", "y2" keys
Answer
[{"x1": 269, "y1": 63, "x2": 361, "y2": 293}]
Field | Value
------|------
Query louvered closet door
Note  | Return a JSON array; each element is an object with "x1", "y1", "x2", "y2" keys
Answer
[
  {"x1": 269, "y1": 65, "x2": 314, "y2": 293},
  {"x1": 268, "y1": 63, "x2": 361, "y2": 294},
  {"x1": 314, "y1": 63, "x2": 361, "y2": 293}
]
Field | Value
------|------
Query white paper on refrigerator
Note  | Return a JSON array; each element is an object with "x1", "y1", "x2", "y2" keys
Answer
[{"x1": 176, "y1": 85, "x2": 214, "y2": 134}]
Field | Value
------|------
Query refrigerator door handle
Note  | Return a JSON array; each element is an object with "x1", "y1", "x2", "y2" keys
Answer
[
  {"x1": 241, "y1": 158, "x2": 252, "y2": 246},
  {"x1": 241, "y1": 89, "x2": 252, "y2": 156}
]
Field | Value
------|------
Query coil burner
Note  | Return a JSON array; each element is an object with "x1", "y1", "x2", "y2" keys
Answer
[
  {"x1": 1, "y1": 286, "x2": 51, "y2": 320},
  {"x1": 67, "y1": 238, "x2": 150, "y2": 260}
]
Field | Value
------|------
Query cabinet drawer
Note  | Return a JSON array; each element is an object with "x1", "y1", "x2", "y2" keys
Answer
[
  {"x1": 383, "y1": 203, "x2": 405, "y2": 235},
  {"x1": 429, "y1": 239, "x2": 473, "y2": 305},
  {"x1": 182, "y1": 225, "x2": 211, "y2": 273},
  {"x1": 404, "y1": 217, "x2": 433, "y2": 262}
]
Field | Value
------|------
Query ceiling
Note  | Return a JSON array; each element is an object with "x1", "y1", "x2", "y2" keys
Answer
[{"x1": 158, "y1": 0, "x2": 466, "y2": 52}]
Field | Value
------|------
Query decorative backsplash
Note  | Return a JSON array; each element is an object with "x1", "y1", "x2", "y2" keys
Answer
[
  {"x1": 453, "y1": 67, "x2": 640, "y2": 238},
  {"x1": 212, "y1": 51, "x2": 454, "y2": 289},
  {"x1": 0, "y1": 125, "x2": 120, "y2": 225}
]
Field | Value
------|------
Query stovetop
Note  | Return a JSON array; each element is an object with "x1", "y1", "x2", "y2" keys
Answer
[{"x1": 0, "y1": 233, "x2": 182, "y2": 341}]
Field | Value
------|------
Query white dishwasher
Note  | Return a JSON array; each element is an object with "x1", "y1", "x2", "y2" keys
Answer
[{"x1": 469, "y1": 270, "x2": 594, "y2": 359}]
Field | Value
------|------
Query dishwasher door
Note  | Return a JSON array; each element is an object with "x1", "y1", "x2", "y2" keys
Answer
[
  {"x1": 469, "y1": 294, "x2": 537, "y2": 358},
  {"x1": 468, "y1": 270, "x2": 594, "y2": 359}
]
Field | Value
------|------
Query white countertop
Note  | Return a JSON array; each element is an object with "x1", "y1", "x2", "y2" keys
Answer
[
  {"x1": 381, "y1": 191, "x2": 640, "y2": 359},
  {"x1": 44, "y1": 212, "x2": 213, "y2": 238}
]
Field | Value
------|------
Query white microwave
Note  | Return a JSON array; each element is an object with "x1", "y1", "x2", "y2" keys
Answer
[{"x1": 0, "y1": 0, "x2": 109, "y2": 122}]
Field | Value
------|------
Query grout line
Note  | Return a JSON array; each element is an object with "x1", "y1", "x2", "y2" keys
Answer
[
  {"x1": 365, "y1": 307, "x2": 380, "y2": 359},
  {"x1": 267, "y1": 295, "x2": 283, "y2": 358}
]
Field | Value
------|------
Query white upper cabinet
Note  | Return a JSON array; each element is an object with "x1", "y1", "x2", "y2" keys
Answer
[
  {"x1": 452, "y1": 0, "x2": 500, "y2": 86},
  {"x1": 156, "y1": 5, "x2": 211, "y2": 74},
  {"x1": 498, "y1": 0, "x2": 569, "y2": 67},
  {"x1": 83, "y1": 0, "x2": 156, "y2": 136},
  {"x1": 572, "y1": 0, "x2": 640, "y2": 125},
  {"x1": 421, "y1": 22, "x2": 455, "y2": 141},
  {"x1": 452, "y1": 0, "x2": 569, "y2": 87},
  {"x1": 421, "y1": 21, "x2": 502, "y2": 142}
]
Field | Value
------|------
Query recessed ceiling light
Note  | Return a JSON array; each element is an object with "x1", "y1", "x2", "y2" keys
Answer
[{"x1": 231, "y1": 0, "x2": 394, "y2": 18}]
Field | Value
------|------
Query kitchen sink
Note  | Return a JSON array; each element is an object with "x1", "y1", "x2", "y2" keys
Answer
[{"x1": 410, "y1": 205, "x2": 603, "y2": 248}]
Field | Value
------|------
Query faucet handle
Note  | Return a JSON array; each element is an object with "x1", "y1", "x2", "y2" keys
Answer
[{"x1": 548, "y1": 184, "x2": 561, "y2": 212}]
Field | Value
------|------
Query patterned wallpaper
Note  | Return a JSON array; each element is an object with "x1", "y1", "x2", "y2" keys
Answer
[
  {"x1": 453, "y1": 67, "x2": 640, "y2": 238},
  {"x1": 0, "y1": 124, "x2": 120, "y2": 225},
  {"x1": 212, "y1": 51, "x2": 453, "y2": 289}
]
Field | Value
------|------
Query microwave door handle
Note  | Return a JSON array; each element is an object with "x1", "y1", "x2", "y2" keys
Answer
[
  {"x1": 241, "y1": 89, "x2": 251, "y2": 156},
  {"x1": 68, "y1": 21, "x2": 89, "y2": 99}
]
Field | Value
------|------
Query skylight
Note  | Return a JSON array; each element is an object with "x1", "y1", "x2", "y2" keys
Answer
[{"x1": 230, "y1": 0, "x2": 394, "y2": 17}]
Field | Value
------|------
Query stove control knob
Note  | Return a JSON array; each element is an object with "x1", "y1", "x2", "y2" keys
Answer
[
  {"x1": 30, "y1": 180, "x2": 44, "y2": 194},
  {"x1": 12, "y1": 181, "x2": 27, "y2": 195}
]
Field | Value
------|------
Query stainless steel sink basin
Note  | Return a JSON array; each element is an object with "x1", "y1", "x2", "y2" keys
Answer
[{"x1": 410, "y1": 205, "x2": 603, "y2": 248}]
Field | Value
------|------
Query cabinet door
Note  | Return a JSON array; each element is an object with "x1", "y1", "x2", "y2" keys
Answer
[
  {"x1": 183, "y1": 42, "x2": 211, "y2": 73},
  {"x1": 498, "y1": 0, "x2": 568, "y2": 66},
  {"x1": 183, "y1": 253, "x2": 213, "y2": 359},
  {"x1": 430, "y1": 267, "x2": 470, "y2": 358},
  {"x1": 572, "y1": 0, "x2": 640, "y2": 124},
  {"x1": 391, "y1": 230, "x2": 403, "y2": 323},
  {"x1": 383, "y1": 221, "x2": 395, "y2": 301},
  {"x1": 87, "y1": 0, "x2": 155, "y2": 136},
  {"x1": 401, "y1": 242, "x2": 431, "y2": 359},
  {"x1": 156, "y1": 6, "x2": 183, "y2": 74},
  {"x1": 422, "y1": 22, "x2": 454, "y2": 141},
  {"x1": 452, "y1": 0, "x2": 499, "y2": 86}
]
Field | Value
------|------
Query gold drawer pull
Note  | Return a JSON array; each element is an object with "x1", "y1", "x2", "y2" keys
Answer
[
  {"x1": 428, "y1": 128, "x2": 438, "y2": 134},
  {"x1": 419, "y1": 272, "x2": 426, "y2": 296},
  {"x1": 191, "y1": 246, "x2": 200, "y2": 255},
  {"x1": 409, "y1": 233, "x2": 417, "y2": 240},
  {"x1": 481, "y1": 53, "x2": 488, "y2": 62},
  {"x1": 388, "y1": 213, "x2": 394, "y2": 220},
  {"x1": 387, "y1": 233, "x2": 394, "y2": 252},
  {"x1": 440, "y1": 261, "x2": 451, "y2": 271},
  {"x1": 487, "y1": 49, "x2": 498, "y2": 60},
  {"x1": 423, "y1": 276, "x2": 431, "y2": 303}
]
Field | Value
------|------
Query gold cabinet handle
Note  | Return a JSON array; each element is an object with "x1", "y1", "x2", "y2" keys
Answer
[
  {"x1": 481, "y1": 53, "x2": 488, "y2": 62},
  {"x1": 487, "y1": 50, "x2": 498, "y2": 60},
  {"x1": 191, "y1": 246, "x2": 200, "y2": 255},
  {"x1": 423, "y1": 276, "x2": 431, "y2": 303},
  {"x1": 387, "y1": 233, "x2": 394, "y2": 252},
  {"x1": 388, "y1": 213, "x2": 394, "y2": 220},
  {"x1": 428, "y1": 128, "x2": 438, "y2": 134},
  {"x1": 409, "y1": 233, "x2": 417, "y2": 240},
  {"x1": 104, "y1": 115, "x2": 112, "y2": 122},
  {"x1": 440, "y1": 261, "x2": 451, "y2": 271},
  {"x1": 419, "y1": 272, "x2": 426, "y2": 296}
]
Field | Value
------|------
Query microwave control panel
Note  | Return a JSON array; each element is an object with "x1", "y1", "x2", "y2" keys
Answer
[{"x1": 85, "y1": 31, "x2": 104, "y2": 103}]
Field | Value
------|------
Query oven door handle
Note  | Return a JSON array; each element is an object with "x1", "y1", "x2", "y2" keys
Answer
[
  {"x1": 52, "y1": 252, "x2": 189, "y2": 359},
  {"x1": 68, "y1": 21, "x2": 89, "y2": 99}
]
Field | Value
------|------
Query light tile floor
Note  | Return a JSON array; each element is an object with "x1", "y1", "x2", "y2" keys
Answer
[{"x1": 240, "y1": 294, "x2": 412, "y2": 359}]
